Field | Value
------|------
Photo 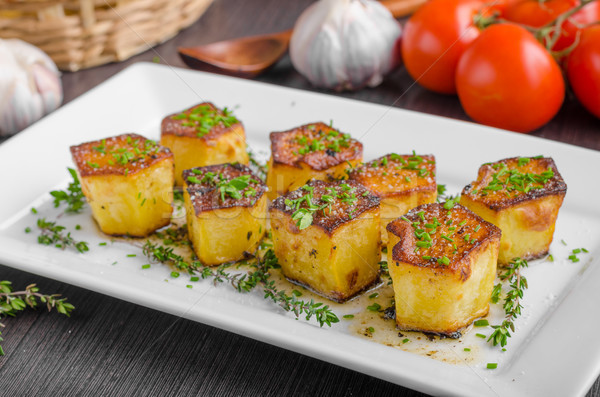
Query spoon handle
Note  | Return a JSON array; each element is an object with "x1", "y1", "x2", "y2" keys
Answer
[{"x1": 381, "y1": 0, "x2": 428, "y2": 18}]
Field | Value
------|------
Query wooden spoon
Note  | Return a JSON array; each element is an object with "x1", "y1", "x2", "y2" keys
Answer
[{"x1": 178, "y1": 0, "x2": 427, "y2": 77}]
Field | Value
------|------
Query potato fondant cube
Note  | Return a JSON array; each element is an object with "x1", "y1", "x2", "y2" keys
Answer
[
  {"x1": 70, "y1": 133, "x2": 174, "y2": 237},
  {"x1": 270, "y1": 179, "x2": 380, "y2": 302},
  {"x1": 183, "y1": 163, "x2": 266, "y2": 266},
  {"x1": 266, "y1": 122, "x2": 362, "y2": 199},
  {"x1": 460, "y1": 156, "x2": 566, "y2": 264},
  {"x1": 386, "y1": 202, "x2": 501, "y2": 336},
  {"x1": 161, "y1": 103, "x2": 249, "y2": 185}
]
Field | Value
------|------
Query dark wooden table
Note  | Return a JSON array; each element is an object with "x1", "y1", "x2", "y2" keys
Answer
[{"x1": 1, "y1": 0, "x2": 599, "y2": 395}]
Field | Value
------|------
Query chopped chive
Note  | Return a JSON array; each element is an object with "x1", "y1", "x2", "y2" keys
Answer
[
  {"x1": 343, "y1": 314, "x2": 355, "y2": 319},
  {"x1": 572, "y1": 248, "x2": 581, "y2": 254},
  {"x1": 422, "y1": 255, "x2": 431, "y2": 260},
  {"x1": 464, "y1": 348, "x2": 471, "y2": 352},
  {"x1": 474, "y1": 225, "x2": 480, "y2": 232},
  {"x1": 190, "y1": 276, "x2": 200, "y2": 282},
  {"x1": 186, "y1": 285, "x2": 193, "y2": 289},
  {"x1": 474, "y1": 319, "x2": 489, "y2": 327},
  {"x1": 24, "y1": 227, "x2": 31, "y2": 233},
  {"x1": 402, "y1": 338, "x2": 410, "y2": 344},
  {"x1": 99, "y1": 242, "x2": 107, "y2": 246},
  {"x1": 31, "y1": 207, "x2": 38, "y2": 214},
  {"x1": 369, "y1": 293, "x2": 379, "y2": 299},
  {"x1": 561, "y1": 239, "x2": 567, "y2": 245},
  {"x1": 367, "y1": 327, "x2": 375, "y2": 333},
  {"x1": 582, "y1": 248, "x2": 589, "y2": 253},
  {"x1": 142, "y1": 264, "x2": 151, "y2": 269},
  {"x1": 127, "y1": 254, "x2": 136, "y2": 257},
  {"x1": 171, "y1": 271, "x2": 180, "y2": 278},
  {"x1": 487, "y1": 363, "x2": 498, "y2": 369},
  {"x1": 367, "y1": 303, "x2": 381, "y2": 312},
  {"x1": 476, "y1": 333, "x2": 486, "y2": 339}
]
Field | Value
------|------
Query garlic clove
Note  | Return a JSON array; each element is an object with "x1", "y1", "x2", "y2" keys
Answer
[
  {"x1": 290, "y1": 0, "x2": 402, "y2": 91},
  {"x1": 0, "y1": 39, "x2": 63, "y2": 137}
]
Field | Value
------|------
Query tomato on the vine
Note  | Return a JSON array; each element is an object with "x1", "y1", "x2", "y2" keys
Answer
[
  {"x1": 504, "y1": 0, "x2": 578, "y2": 27},
  {"x1": 455, "y1": 24, "x2": 565, "y2": 133},
  {"x1": 504, "y1": 0, "x2": 599, "y2": 51},
  {"x1": 566, "y1": 26, "x2": 600, "y2": 118},
  {"x1": 401, "y1": 0, "x2": 484, "y2": 94}
]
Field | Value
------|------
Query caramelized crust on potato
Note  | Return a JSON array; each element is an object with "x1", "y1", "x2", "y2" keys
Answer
[
  {"x1": 266, "y1": 122, "x2": 362, "y2": 198},
  {"x1": 460, "y1": 156, "x2": 566, "y2": 263},
  {"x1": 270, "y1": 122, "x2": 362, "y2": 170},
  {"x1": 183, "y1": 163, "x2": 267, "y2": 266},
  {"x1": 270, "y1": 179, "x2": 381, "y2": 302},
  {"x1": 461, "y1": 156, "x2": 566, "y2": 210},
  {"x1": 161, "y1": 102, "x2": 242, "y2": 140},
  {"x1": 348, "y1": 153, "x2": 436, "y2": 198},
  {"x1": 388, "y1": 203, "x2": 500, "y2": 280},
  {"x1": 348, "y1": 153, "x2": 437, "y2": 242},
  {"x1": 160, "y1": 103, "x2": 249, "y2": 185},
  {"x1": 386, "y1": 202, "x2": 501, "y2": 336},
  {"x1": 183, "y1": 163, "x2": 266, "y2": 214},
  {"x1": 70, "y1": 133, "x2": 172, "y2": 177},
  {"x1": 270, "y1": 179, "x2": 379, "y2": 235}
]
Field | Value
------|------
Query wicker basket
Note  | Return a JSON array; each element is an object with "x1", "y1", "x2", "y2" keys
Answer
[{"x1": 0, "y1": 0, "x2": 213, "y2": 71}]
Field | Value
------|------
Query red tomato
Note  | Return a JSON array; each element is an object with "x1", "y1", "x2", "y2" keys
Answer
[
  {"x1": 401, "y1": 0, "x2": 483, "y2": 94},
  {"x1": 504, "y1": 0, "x2": 578, "y2": 27},
  {"x1": 554, "y1": 1, "x2": 600, "y2": 51},
  {"x1": 504, "y1": 0, "x2": 599, "y2": 51},
  {"x1": 455, "y1": 24, "x2": 565, "y2": 133},
  {"x1": 566, "y1": 26, "x2": 600, "y2": 118}
]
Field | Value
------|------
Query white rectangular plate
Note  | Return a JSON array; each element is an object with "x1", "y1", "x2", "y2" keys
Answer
[{"x1": 1, "y1": 63, "x2": 599, "y2": 397}]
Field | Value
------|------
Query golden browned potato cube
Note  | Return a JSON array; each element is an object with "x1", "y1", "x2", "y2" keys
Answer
[
  {"x1": 460, "y1": 156, "x2": 566, "y2": 265},
  {"x1": 266, "y1": 122, "x2": 362, "y2": 200},
  {"x1": 160, "y1": 102, "x2": 249, "y2": 185},
  {"x1": 183, "y1": 163, "x2": 266, "y2": 266},
  {"x1": 348, "y1": 153, "x2": 437, "y2": 243},
  {"x1": 270, "y1": 179, "x2": 380, "y2": 302},
  {"x1": 70, "y1": 133, "x2": 174, "y2": 237},
  {"x1": 386, "y1": 202, "x2": 501, "y2": 337}
]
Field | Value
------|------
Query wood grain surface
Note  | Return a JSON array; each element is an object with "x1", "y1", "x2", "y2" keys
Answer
[{"x1": 1, "y1": 0, "x2": 599, "y2": 396}]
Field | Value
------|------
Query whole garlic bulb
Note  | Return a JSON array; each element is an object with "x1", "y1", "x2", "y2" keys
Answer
[
  {"x1": 0, "y1": 39, "x2": 63, "y2": 137},
  {"x1": 290, "y1": 0, "x2": 402, "y2": 91}
]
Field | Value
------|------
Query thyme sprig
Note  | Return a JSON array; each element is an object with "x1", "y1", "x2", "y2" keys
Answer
[
  {"x1": 50, "y1": 168, "x2": 86, "y2": 213},
  {"x1": 36, "y1": 218, "x2": 89, "y2": 253},
  {"x1": 488, "y1": 257, "x2": 529, "y2": 347},
  {"x1": 141, "y1": 240, "x2": 339, "y2": 327},
  {"x1": 0, "y1": 280, "x2": 74, "y2": 355}
]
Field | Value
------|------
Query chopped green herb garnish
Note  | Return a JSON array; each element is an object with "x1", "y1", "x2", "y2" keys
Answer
[{"x1": 474, "y1": 319, "x2": 489, "y2": 327}]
